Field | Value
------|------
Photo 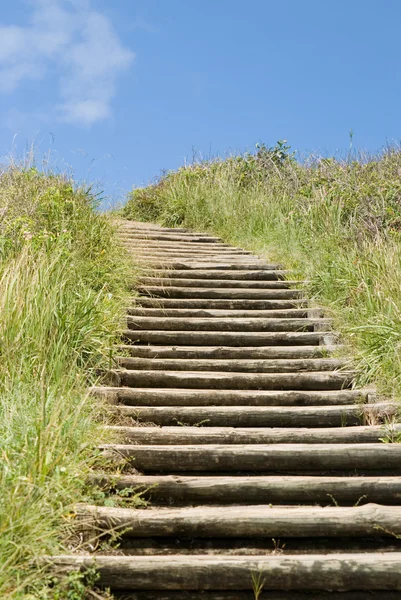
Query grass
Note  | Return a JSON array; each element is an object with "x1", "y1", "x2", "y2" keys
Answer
[
  {"x1": 122, "y1": 142, "x2": 401, "y2": 400},
  {"x1": 0, "y1": 163, "x2": 131, "y2": 598}
]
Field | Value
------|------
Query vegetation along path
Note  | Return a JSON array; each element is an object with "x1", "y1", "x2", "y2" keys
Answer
[{"x1": 53, "y1": 220, "x2": 401, "y2": 598}]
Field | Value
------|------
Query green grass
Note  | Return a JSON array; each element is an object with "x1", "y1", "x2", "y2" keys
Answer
[
  {"x1": 0, "y1": 165, "x2": 131, "y2": 598},
  {"x1": 122, "y1": 143, "x2": 401, "y2": 399}
]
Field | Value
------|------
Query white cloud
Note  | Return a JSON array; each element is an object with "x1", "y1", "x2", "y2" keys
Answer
[{"x1": 0, "y1": 0, "x2": 135, "y2": 126}]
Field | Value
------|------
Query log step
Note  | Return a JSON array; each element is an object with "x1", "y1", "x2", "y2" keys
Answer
[
  {"x1": 120, "y1": 234, "x2": 224, "y2": 243},
  {"x1": 110, "y1": 369, "x2": 353, "y2": 391},
  {"x1": 133, "y1": 298, "x2": 306, "y2": 308},
  {"x1": 126, "y1": 316, "x2": 331, "y2": 332},
  {"x1": 116, "y1": 344, "x2": 339, "y2": 359},
  {"x1": 132, "y1": 252, "x2": 255, "y2": 259},
  {"x1": 139, "y1": 286, "x2": 305, "y2": 299},
  {"x1": 112, "y1": 592, "x2": 401, "y2": 600},
  {"x1": 91, "y1": 474, "x2": 401, "y2": 505},
  {"x1": 122, "y1": 240, "x2": 235, "y2": 248},
  {"x1": 138, "y1": 262, "x2": 283, "y2": 270},
  {"x1": 139, "y1": 279, "x2": 298, "y2": 289},
  {"x1": 127, "y1": 307, "x2": 319, "y2": 318},
  {"x1": 122, "y1": 330, "x2": 334, "y2": 346},
  {"x1": 136, "y1": 258, "x2": 270, "y2": 266},
  {"x1": 92, "y1": 386, "x2": 368, "y2": 406},
  {"x1": 148, "y1": 269, "x2": 290, "y2": 280},
  {"x1": 105, "y1": 425, "x2": 395, "y2": 444},
  {"x1": 100, "y1": 442, "x2": 401, "y2": 472},
  {"x1": 113, "y1": 402, "x2": 392, "y2": 427},
  {"x1": 48, "y1": 553, "x2": 401, "y2": 590},
  {"x1": 116, "y1": 357, "x2": 345, "y2": 373},
  {"x1": 79, "y1": 503, "x2": 401, "y2": 539}
]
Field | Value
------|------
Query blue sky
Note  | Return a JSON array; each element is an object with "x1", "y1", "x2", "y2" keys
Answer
[{"x1": 1, "y1": 0, "x2": 401, "y2": 206}]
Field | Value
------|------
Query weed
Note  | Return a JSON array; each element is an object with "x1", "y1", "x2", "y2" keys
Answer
[
  {"x1": 0, "y1": 162, "x2": 131, "y2": 598},
  {"x1": 251, "y1": 570, "x2": 266, "y2": 600}
]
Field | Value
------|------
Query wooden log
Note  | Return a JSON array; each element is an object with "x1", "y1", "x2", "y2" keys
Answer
[
  {"x1": 91, "y1": 474, "x2": 401, "y2": 505},
  {"x1": 105, "y1": 424, "x2": 395, "y2": 444},
  {"x1": 133, "y1": 298, "x2": 307, "y2": 309},
  {"x1": 139, "y1": 286, "x2": 303, "y2": 300},
  {"x1": 116, "y1": 357, "x2": 345, "y2": 374},
  {"x1": 116, "y1": 344, "x2": 338, "y2": 360},
  {"x1": 136, "y1": 258, "x2": 269, "y2": 265},
  {"x1": 47, "y1": 553, "x2": 401, "y2": 589},
  {"x1": 118, "y1": 225, "x2": 192, "y2": 234},
  {"x1": 99, "y1": 442, "x2": 401, "y2": 472},
  {"x1": 138, "y1": 287, "x2": 304, "y2": 299},
  {"x1": 78, "y1": 503, "x2": 401, "y2": 538},
  {"x1": 140, "y1": 262, "x2": 283, "y2": 270},
  {"x1": 119, "y1": 236, "x2": 222, "y2": 245},
  {"x1": 127, "y1": 308, "x2": 316, "y2": 318},
  {"x1": 92, "y1": 386, "x2": 367, "y2": 406},
  {"x1": 125, "y1": 245, "x2": 250, "y2": 253},
  {"x1": 113, "y1": 592, "x2": 401, "y2": 600},
  {"x1": 148, "y1": 269, "x2": 290, "y2": 280},
  {"x1": 122, "y1": 240, "x2": 235, "y2": 248},
  {"x1": 127, "y1": 245, "x2": 251, "y2": 253},
  {"x1": 114, "y1": 369, "x2": 353, "y2": 391},
  {"x1": 126, "y1": 316, "x2": 331, "y2": 332},
  {"x1": 130, "y1": 251, "x2": 253, "y2": 257},
  {"x1": 122, "y1": 330, "x2": 332, "y2": 347},
  {"x1": 118, "y1": 227, "x2": 216, "y2": 236},
  {"x1": 114, "y1": 402, "x2": 392, "y2": 427},
  {"x1": 139, "y1": 279, "x2": 300, "y2": 290},
  {"x1": 139, "y1": 259, "x2": 283, "y2": 274}
]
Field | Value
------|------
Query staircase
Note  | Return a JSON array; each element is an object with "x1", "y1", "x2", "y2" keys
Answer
[{"x1": 53, "y1": 220, "x2": 401, "y2": 598}]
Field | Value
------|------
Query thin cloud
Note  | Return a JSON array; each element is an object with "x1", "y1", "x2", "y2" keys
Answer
[{"x1": 0, "y1": 0, "x2": 135, "y2": 126}]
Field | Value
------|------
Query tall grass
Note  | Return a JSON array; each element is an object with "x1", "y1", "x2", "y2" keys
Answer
[
  {"x1": 0, "y1": 165, "x2": 130, "y2": 598},
  {"x1": 123, "y1": 145, "x2": 401, "y2": 398}
]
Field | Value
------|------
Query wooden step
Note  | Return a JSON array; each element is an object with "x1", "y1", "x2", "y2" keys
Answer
[
  {"x1": 139, "y1": 279, "x2": 299, "y2": 289},
  {"x1": 138, "y1": 286, "x2": 305, "y2": 299},
  {"x1": 110, "y1": 369, "x2": 353, "y2": 390},
  {"x1": 122, "y1": 240, "x2": 235, "y2": 248},
  {"x1": 133, "y1": 256, "x2": 258, "y2": 263},
  {"x1": 116, "y1": 344, "x2": 339, "y2": 359},
  {"x1": 118, "y1": 224, "x2": 192, "y2": 234},
  {"x1": 116, "y1": 357, "x2": 345, "y2": 373},
  {"x1": 127, "y1": 307, "x2": 318, "y2": 318},
  {"x1": 79, "y1": 503, "x2": 401, "y2": 538},
  {"x1": 111, "y1": 592, "x2": 401, "y2": 600},
  {"x1": 149, "y1": 269, "x2": 290, "y2": 280},
  {"x1": 91, "y1": 473, "x2": 401, "y2": 505},
  {"x1": 105, "y1": 425, "x2": 397, "y2": 444},
  {"x1": 120, "y1": 234, "x2": 224, "y2": 243},
  {"x1": 133, "y1": 298, "x2": 306, "y2": 308},
  {"x1": 92, "y1": 386, "x2": 368, "y2": 406},
  {"x1": 139, "y1": 261, "x2": 283, "y2": 270},
  {"x1": 100, "y1": 442, "x2": 401, "y2": 472},
  {"x1": 126, "y1": 316, "x2": 331, "y2": 332},
  {"x1": 122, "y1": 330, "x2": 334, "y2": 346},
  {"x1": 113, "y1": 402, "x2": 391, "y2": 427},
  {"x1": 130, "y1": 246, "x2": 253, "y2": 262},
  {"x1": 48, "y1": 553, "x2": 401, "y2": 590}
]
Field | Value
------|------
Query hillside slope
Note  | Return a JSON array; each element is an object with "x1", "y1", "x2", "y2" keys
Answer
[
  {"x1": 0, "y1": 165, "x2": 130, "y2": 598},
  {"x1": 123, "y1": 144, "x2": 401, "y2": 401}
]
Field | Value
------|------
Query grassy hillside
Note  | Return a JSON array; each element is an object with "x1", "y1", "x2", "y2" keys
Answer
[
  {"x1": 0, "y1": 165, "x2": 130, "y2": 598},
  {"x1": 123, "y1": 142, "x2": 401, "y2": 400}
]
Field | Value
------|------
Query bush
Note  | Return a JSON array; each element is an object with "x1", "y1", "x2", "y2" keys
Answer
[{"x1": 0, "y1": 164, "x2": 130, "y2": 598}]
